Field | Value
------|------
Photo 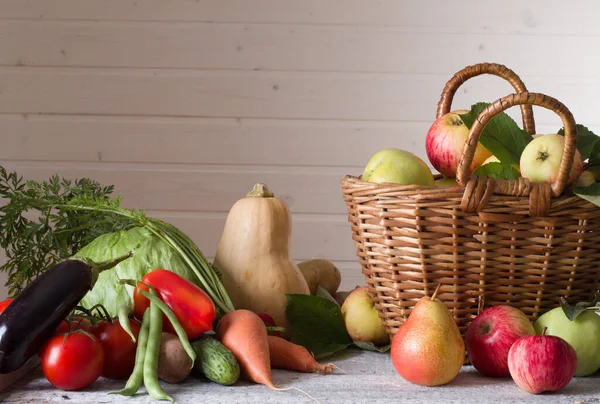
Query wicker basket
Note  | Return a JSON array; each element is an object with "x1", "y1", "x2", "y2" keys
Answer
[{"x1": 341, "y1": 63, "x2": 600, "y2": 339}]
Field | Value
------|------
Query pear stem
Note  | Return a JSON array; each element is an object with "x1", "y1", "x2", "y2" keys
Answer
[{"x1": 430, "y1": 283, "x2": 442, "y2": 301}]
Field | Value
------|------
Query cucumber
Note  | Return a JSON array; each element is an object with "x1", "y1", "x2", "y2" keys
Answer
[{"x1": 191, "y1": 336, "x2": 240, "y2": 386}]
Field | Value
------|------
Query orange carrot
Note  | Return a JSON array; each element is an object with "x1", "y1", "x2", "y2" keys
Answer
[
  {"x1": 216, "y1": 309, "x2": 276, "y2": 389},
  {"x1": 268, "y1": 335, "x2": 334, "y2": 374}
]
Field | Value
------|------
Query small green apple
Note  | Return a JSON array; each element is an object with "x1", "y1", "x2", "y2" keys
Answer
[
  {"x1": 362, "y1": 148, "x2": 434, "y2": 186},
  {"x1": 533, "y1": 307, "x2": 600, "y2": 376},
  {"x1": 434, "y1": 177, "x2": 460, "y2": 188},
  {"x1": 519, "y1": 134, "x2": 583, "y2": 185},
  {"x1": 575, "y1": 170, "x2": 596, "y2": 187},
  {"x1": 341, "y1": 286, "x2": 389, "y2": 346}
]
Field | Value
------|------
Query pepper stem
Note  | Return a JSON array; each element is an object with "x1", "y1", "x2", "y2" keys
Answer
[{"x1": 246, "y1": 183, "x2": 274, "y2": 198}]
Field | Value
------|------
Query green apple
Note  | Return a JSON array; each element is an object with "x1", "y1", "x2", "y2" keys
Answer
[
  {"x1": 362, "y1": 148, "x2": 435, "y2": 186},
  {"x1": 341, "y1": 286, "x2": 390, "y2": 346},
  {"x1": 533, "y1": 307, "x2": 600, "y2": 376},
  {"x1": 519, "y1": 134, "x2": 583, "y2": 185},
  {"x1": 435, "y1": 177, "x2": 460, "y2": 188},
  {"x1": 575, "y1": 170, "x2": 596, "y2": 187}
]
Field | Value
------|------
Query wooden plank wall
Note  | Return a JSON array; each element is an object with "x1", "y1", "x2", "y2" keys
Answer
[{"x1": 1, "y1": 1, "x2": 599, "y2": 299}]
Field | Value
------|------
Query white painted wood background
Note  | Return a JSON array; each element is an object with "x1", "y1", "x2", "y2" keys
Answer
[{"x1": 1, "y1": 1, "x2": 599, "y2": 300}]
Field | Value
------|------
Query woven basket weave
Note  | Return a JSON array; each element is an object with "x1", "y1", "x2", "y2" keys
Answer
[{"x1": 341, "y1": 63, "x2": 600, "y2": 339}]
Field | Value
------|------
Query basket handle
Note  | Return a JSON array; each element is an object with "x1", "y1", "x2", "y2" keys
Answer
[
  {"x1": 456, "y1": 92, "x2": 577, "y2": 216},
  {"x1": 436, "y1": 62, "x2": 536, "y2": 135}
]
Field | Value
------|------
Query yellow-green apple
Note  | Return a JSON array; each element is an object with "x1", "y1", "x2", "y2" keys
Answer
[
  {"x1": 425, "y1": 110, "x2": 492, "y2": 178},
  {"x1": 533, "y1": 307, "x2": 600, "y2": 376},
  {"x1": 465, "y1": 305, "x2": 535, "y2": 377},
  {"x1": 362, "y1": 148, "x2": 434, "y2": 186},
  {"x1": 508, "y1": 330, "x2": 577, "y2": 394},
  {"x1": 341, "y1": 286, "x2": 389, "y2": 346},
  {"x1": 575, "y1": 170, "x2": 596, "y2": 187},
  {"x1": 434, "y1": 177, "x2": 460, "y2": 188},
  {"x1": 519, "y1": 134, "x2": 583, "y2": 185}
]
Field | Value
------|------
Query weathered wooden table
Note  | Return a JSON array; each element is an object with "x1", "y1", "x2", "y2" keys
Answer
[{"x1": 2, "y1": 349, "x2": 599, "y2": 404}]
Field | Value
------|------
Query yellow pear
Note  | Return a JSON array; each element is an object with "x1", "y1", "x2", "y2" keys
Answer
[{"x1": 390, "y1": 285, "x2": 465, "y2": 386}]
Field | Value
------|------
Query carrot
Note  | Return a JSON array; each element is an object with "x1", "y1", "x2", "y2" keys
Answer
[
  {"x1": 215, "y1": 309, "x2": 276, "y2": 389},
  {"x1": 268, "y1": 335, "x2": 334, "y2": 374}
]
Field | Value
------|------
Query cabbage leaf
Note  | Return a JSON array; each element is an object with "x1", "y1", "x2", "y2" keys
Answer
[{"x1": 75, "y1": 226, "x2": 199, "y2": 316}]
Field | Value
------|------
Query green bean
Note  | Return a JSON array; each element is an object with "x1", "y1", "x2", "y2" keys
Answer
[
  {"x1": 139, "y1": 289, "x2": 197, "y2": 366},
  {"x1": 118, "y1": 304, "x2": 136, "y2": 343},
  {"x1": 109, "y1": 309, "x2": 150, "y2": 396},
  {"x1": 144, "y1": 288, "x2": 174, "y2": 403}
]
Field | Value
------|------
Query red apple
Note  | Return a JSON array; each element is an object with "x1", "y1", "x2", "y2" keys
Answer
[
  {"x1": 425, "y1": 110, "x2": 492, "y2": 178},
  {"x1": 466, "y1": 305, "x2": 535, "y2": 377},
  {"x1": 508, "y1": 329, "x2": 577, "y2": 394}
]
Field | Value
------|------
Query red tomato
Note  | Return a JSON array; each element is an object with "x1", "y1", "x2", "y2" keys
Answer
[
  {"x1": 54, "y1": 320, "x2": 71, "y2": 334},
  {"x1": 256, "y1": 312, "x2": 281, "y2": 338},
  {"x1": 39, "y1": 331, "x2": 104, "y2": 391},
  {"x1": 91, "y1": 318, "x2": 141, "y2": 379},
  {"x1": 0, "y1": 298, "x2": 14, "y2": 315},
  {"x1": 70, "y1": 316, "x2": 93, "y2": 330},
  {"x1": 133, "y1": 269, "x2": 216, "y2": 339},
  {"x1": 54, "y1": 316, "x2": 93, "y2": 335}
]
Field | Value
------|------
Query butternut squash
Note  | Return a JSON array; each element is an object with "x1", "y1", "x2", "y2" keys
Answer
[{"x1": 212, "y1": 183, "x2": 310, "y2": 337}]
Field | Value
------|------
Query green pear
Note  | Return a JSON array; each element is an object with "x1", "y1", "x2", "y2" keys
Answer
[
  {"x1": 390, "y1": 285, "x2": 465, "y2": 386},
  {"x1": 534, "y1": 307, "x2": 600, "y2": 376},
  {"x1": 362, "y1": 148, "x2": 435, "y2": 186}
]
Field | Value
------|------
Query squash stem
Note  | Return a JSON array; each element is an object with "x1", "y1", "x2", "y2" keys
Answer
[{"x1": 246, "y1": 183, "x2": 274, "y2": 198}]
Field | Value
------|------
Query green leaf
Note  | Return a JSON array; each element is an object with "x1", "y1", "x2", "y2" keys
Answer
[
  {"x1": 573, "y1": 182, "x2": 600, "y2": 207},
  {"x1": 472, "y1": 162, "x2": 521, "y2": 180},
  {"x1": 558, "y1": 124, "x2": 600, "y2": 161},
  {"x1": 560, "y1": 293, "x2": 600, "y2": 321},
  {"x1": 286, "y1": 293, "x2": 353, "y2": 359},
  {"x1": 587, "y1": 141, "x2": 600, "y2": 170},
  {"x1": 316, "y1": 285, "x2": 339, "y2": 306},
  {"x1": 353, "y1": 340, "x2": 391, "y2": 353},
  {"x1": 459, "y1": 103, "x2": 534, "y2": 166}
]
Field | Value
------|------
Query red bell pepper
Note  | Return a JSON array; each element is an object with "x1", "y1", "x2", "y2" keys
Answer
[
  {"x1": 133, "y1": 269, "x2": 216, "y2": 339},
  {"x1": 0, "y1": 298, "x2": 14, "y2": 316}
]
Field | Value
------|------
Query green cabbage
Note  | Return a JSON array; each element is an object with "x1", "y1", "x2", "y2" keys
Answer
[{"x1": 75, "y1": 226, "x2": 199, "y2": 316}]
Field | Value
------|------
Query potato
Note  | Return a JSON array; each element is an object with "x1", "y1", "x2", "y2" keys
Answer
[
  {"x1": 157, "y1": 332, "x2": 193, "y2": 383},
  {"x1": 298, "y1": 263, "x2": 319, "y2": 295},
  {"x1": 298, "y1": 259, "x2": 341, "y2": 296}
]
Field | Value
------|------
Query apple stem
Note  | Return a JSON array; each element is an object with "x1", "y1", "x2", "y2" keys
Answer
[
  {"x1": 542, "y1": 326, "x2": 548, "y2": 336},
  {"x1": 430, "y1": 284, "x2": 442, "y2": 301}
]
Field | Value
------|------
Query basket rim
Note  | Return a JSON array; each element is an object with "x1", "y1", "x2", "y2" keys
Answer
[{"x1": 340, "y1": 174, "x2": 600, "y2": 217}]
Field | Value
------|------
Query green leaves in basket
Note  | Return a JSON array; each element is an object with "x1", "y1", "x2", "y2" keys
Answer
[
  {"x1": 560, "y1": 293, "x2": 600, "y2": 321},
  {"x1": 472, "y1": 162, "x2": 521, "y2": 181},
  {"x1": 286, "y1": 287, "x2": 391, "y2": 358},
  {"x1": 558, "y1": 124, "x2": 600, "y2": 161},
  {"x1": 573, "y1": 182, "x2": 600, "y2": 205},
  {"x1": 459, "y1": 102, "x2": 534, "y2": 167},
  {"x1": 587, "y1": 143, "x2": 600, "y2": 170}
]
